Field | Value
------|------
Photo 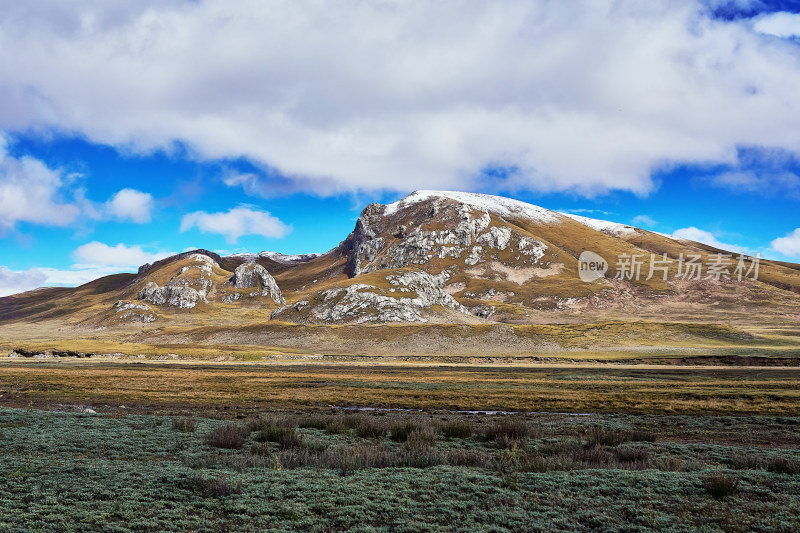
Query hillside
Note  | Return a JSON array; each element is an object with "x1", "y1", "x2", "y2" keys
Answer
[{"x1": 2, "y1": 190, "x2": 800, "y2": 360}]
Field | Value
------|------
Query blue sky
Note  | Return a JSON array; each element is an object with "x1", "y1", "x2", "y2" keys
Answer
[{"x1": 1, "y1": 0, "x2": 800, "y2": 295}]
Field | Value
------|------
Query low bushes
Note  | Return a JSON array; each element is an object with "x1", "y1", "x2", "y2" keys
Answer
[
  {"x1": 182, "y1": 474, "x2": 243, "y2": 497},
  {"x1": 442, "y1": 420, "x2": 473, "y2": 439},
  {"x1": 702, "y1": 472, "x2": 739, "y2": 499},
  {"x1": 767, "y1": 456, "x2": 800, "y2": 475},
  {"x1": 585, "y1": 426, "x2": 656, "y2": 447},
  {"x1": 205, "y1": 423, "x2": 250, "y2": 449},
  {"x1": 172, "y1": 418, "x2": 197, "y2": 433},
  {"x1": 485, "y1": 419, "x2": 530, "y2": 449}
]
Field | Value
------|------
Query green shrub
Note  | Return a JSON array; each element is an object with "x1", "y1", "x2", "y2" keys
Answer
[
  {"x1": 353, "y1": 418, "x2": 387, "y2": 439},
  {"x1": 324, "y1": 419, "x2": 349, "y2": 435},
  {"x1": 726, "y1": 452, "x2": 761, "y2": 470},
  {"x1": 442, "y1": 420, "x2": 473, "y2": 439},
  {"x1": 403, "y1": 427, "x2": 437, "y2": 451},
  {"x1": 297, "y1": 414, "x2": 329, "y2": 430},
  {"x1": 767, "y1": 456, "x2": 800, "y2": 475},
  {"x1": 389, "y1": 421, "x2": 418, "y2": 442},
  {"x1": 485, "y1": 419, "x2": 529, "y2": 448},
  {"x1": 485, "y1": 419, "x2": 529, "y2": 440},
  {"x1": 183, "y1": 474, "x2": 243, "y2": 497},
  {"x1": 171, "y1": 418, "x2": 196, "y2": 432},
  {"x1": 702, "y1": 472, "x2": 739, "y2": 499},
  {"x1": 205, "y1": 423, "x2": 250, "y2": 449},
  {"x1": 573, "y1": 445, "x2": 616, "y2": 467},
  {"x1": 629, "y1": 429, "x2": 657, "y2": 442},
  {"x1": 614, "y1": 446, "x2": 649, "y2": 464}
]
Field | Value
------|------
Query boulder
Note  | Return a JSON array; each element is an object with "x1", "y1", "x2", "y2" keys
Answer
[{"x1": 229, "y1": 262, "x2": 285, "y2": 304}]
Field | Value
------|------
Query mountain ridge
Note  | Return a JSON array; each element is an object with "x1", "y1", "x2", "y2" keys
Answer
[{"x1": 2, "y1": 190, "x2": 800, "y2": 330}]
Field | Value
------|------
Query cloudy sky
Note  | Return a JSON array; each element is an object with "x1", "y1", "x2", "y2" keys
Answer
[{"x1": 2, "y1": 0, "x2": 800, "y2": 295}]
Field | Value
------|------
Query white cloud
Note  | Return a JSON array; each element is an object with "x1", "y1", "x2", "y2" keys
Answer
[
  {"x1": 2, "y1": 1, "x2": 800, "y2": 196},
  {"x1": 672, "y1": 226, "x2": 748, "y2": 254},
  {"x1": 0, "y1": 135, "x2": 81, "y2": 230},
  {"x1": 710, "y1": 169, "x2": 800, "y2": 196},
  {"x1": 1, "y1": 135, "x2": 155, "y2": 230},
  {"x1": 105, "y1": 188, "x2": 154, "y2": 223},
  {"x1": 0, "y1": 266, "x2": 47, "y2": 297},
  {"x1": 180, "y1": 206, "x2": 291, "y2": 243},
  {"x1": 72, "y1": 241, "x2": 173, "y2": 268},
  {"x1": 770, "y1": 228, "x2": 800, "y2": 257},
  {"x1": 0, "y1": 242, "x2": 175, "y2": 295},
  {"x1": 753, "y1": 12, "x2": 800, "y2": 37},
  {"x1": 36, "y1": 266, "x2": 139, "y2": 288},
  {"x1": 632, "y1": 215, "x2": 657, "y2": 227}
]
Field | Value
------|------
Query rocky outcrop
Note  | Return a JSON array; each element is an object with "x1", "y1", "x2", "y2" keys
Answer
[
  {"x1": 112, "y1": 300, "x2": 156, "y2": 323},
  {"x1": 137, "y1": 254, "x2": 216, "y2": 309},
  {"x1": 346, "y1": 203, "x2": 386, "y2": 277},
  {"x1": 272, "y1": 270, "x2": 470, "y2": 324},
  {"x1": 227, "y1": 262, "x2": 285, "y2": 304},
  {"x1": 345, "y1": 198, "x2": 549, "y2": 275}
]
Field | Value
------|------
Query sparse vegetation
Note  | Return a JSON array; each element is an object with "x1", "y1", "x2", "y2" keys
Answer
[
  {"x1": 702, "y1": 471, "x2": 740, "y2": 499},
  {"x1": 5, "y1": 359, "x2": 800, "y2": 415},
  {"x1": 442, "y1": 419, "x2": 473, "y2": 439},
  {"x1": 205, "y1": 422, "x2": 250, "y2": 449},
  {"x1": 171, "y1": 417, "x2": 196, "y2": 432},
  {"x1": 768, "y1": 456, "x2": 800, "y2": 475},
  {"x1": 1, "y1": 407, "x2": 799, "y2": 531}
]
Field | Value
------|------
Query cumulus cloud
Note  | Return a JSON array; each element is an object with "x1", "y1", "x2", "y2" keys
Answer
[
  {"x1": 0, "y1": 242, "x2": 175, "y2": 295},
  {"x1": 0, "y1": 266, "x2": 47, "y2": 297},
  {"x1": 72, "y1": 241, "x2": 173, "y2": 268},
  {"x1": 105, "y1": 188, "x2": 154, "y2": 223},
  {"x1": 1, "y1": 135, "x2": 156, "y2": 230},
  {"x1": 753, "y1": 11, "x2": 800, "y2": 37},
  {"x1": 2, "y1": 2, "x2": 800, "y2": 196},
  {"x1": 770, "y1": 228, "x2": 800, "y2": 257},
  {"x1": 672, "y1": 226, "x2": 748, "y2": 254},
  {"x1": 180, "y1": 206, "x2": 291, "y2": 243},
  {"x1": 0, "y1": 136, "x2": 81, "y2": 230}
]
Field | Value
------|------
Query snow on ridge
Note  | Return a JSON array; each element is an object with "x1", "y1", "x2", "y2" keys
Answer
[
  {"x1": 257, "y1": 251, "x2": 322, "y2": 263},
  {"x1": 226, "y1": 252, "x2": 322, "y2": 263},
  {"x1": 383, "y1": 190, "x2": 562, "y2": 224},
  {"x1": 561, "y1": 213, "x2": 639, "y2": 237}
]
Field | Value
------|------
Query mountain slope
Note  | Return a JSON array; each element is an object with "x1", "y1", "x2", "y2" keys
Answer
[{"x1": 2, "y1": 190, "x2": 800, "y2": 331}]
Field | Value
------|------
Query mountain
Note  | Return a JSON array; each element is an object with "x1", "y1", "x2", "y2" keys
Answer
[{"x1": 2, "y1": 190, "x2": 800, "y2": 359}]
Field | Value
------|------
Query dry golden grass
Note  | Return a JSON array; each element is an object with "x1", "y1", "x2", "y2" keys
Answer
[{"x1": 1, "y1": 359, "x2": 799, "y2": 415}]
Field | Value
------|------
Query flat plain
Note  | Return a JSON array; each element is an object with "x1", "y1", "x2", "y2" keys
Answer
[{"x1": 2, "y1": 359, "x2": 800, "y2": 414}]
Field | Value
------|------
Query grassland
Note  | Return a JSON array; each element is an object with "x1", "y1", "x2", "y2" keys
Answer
[
  {"x1": 1, "y1": 406, "x2": 799, "y2": 532},
  {"x1": 4, "y1": 316, "x2": 800, "y2": 363},
  {"x1": 2, "y1": 360, "x2": 800, "y2": 415}
]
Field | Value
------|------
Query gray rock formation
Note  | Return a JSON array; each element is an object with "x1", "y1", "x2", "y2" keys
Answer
[
  {"x1": 137, "y1": 254, "x2": 216, "y2": 309},
  {"x1": 345, "y1": 199, "x2": 548, "y2": 275},
  {"x1": 228, "y1": 262, "x2": 285, "y2": 304},
  {"x1": 272, "y1": 270, "x2": 469, "y2": 324},
  {"x1": 113, "y1": 300, "x2": 156, "y2": 323},
  {"x1": 346, "y1": 203, "x2": 385, "y2": 277}
]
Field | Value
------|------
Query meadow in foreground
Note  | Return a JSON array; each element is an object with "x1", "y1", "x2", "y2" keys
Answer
[{"x1": 1, "y1": 406, "x2": 799, "y2": 532}]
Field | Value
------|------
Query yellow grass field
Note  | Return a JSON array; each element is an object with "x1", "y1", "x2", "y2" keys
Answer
[{"x1": 2, "y1": 359, "x2": 799, "y2": 415}]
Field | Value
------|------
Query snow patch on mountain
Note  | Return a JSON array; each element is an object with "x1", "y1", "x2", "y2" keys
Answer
[
  {"x1": 227, "y1": 251, "x2": 322, "y2": 263},
  {"x1": 383, "y1": 190, "x2": 561, "y2": 224},
  {"x1": 561, "y1": 213, "x2": 639, "y2": 237}
]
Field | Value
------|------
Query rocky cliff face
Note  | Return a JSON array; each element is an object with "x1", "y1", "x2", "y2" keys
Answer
[
  {"x1": 272, "y1": 269, "x2": 469, "y2": 324},
  {"x1": 138, "y1": 254, "x2": 217, "y2": 309},
  {"x1": 344, "y1": 195, "x2": 551, "y2": 277},
  {"x1": 226, "y1": 262, "x2": 285, "y2": 304}
]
